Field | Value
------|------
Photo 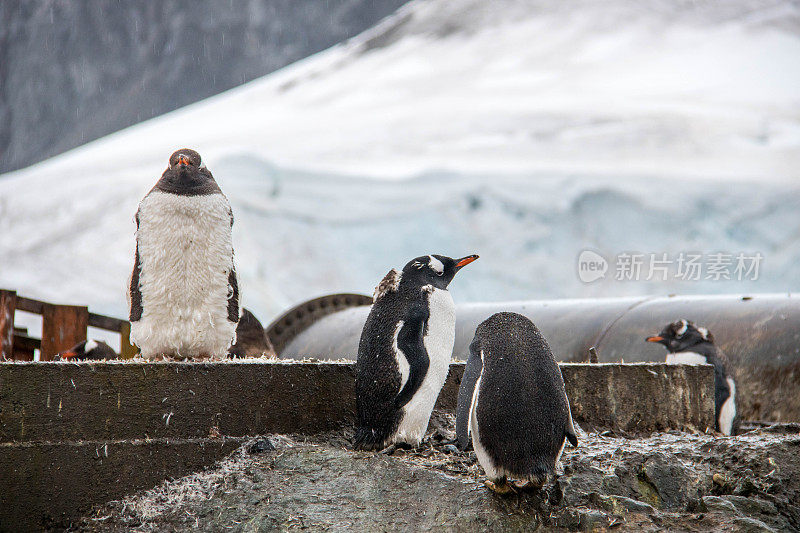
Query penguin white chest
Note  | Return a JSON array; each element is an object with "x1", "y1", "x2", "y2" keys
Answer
[
  {"x1": 666, "y1": 352, "x2": 707, "y2": 365},
  {"x1": 395, "y1": 287, "x2": 455, "y2": 446},
  {"x1": 131, "y1": 190, "x2": 237, "y2": 359},
  {"x1": 718, "y1": 377, "x2": 737, "y2": 436}
]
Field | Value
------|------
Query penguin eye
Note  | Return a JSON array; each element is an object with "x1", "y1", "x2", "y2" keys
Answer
[{"x1": 432, "y1": 267, "x2": 443, "y2": 276}]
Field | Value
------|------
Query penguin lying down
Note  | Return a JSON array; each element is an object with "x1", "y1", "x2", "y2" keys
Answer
[
  {"x1": 647, "y1": 319, "x2": 739, "y2": 436},
  {"x1": 56, "y1": 339, "x2": 118, "y2": 361},
  {"x1": 456, "y1": 312, "x2": 578, "y2": 494}
]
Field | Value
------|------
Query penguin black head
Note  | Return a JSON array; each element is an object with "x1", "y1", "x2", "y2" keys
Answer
[
  {"x1": 156, "y1": 148, "x2": 220, "y2": 196},
  {"x1": 168, "y1": 148, "x2": 203, "y2": 172},
  {"x1": 400, "y1": 254, "x2": 478, "y2": 290},
  {"x1": 646, "y1": 319, "x2": 714, "y2": 353}
]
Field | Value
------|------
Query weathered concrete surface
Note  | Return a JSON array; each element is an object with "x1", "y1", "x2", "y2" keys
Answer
[
  {"x1": 0, "y1": 361, "x2": 713, "y2": 444},
  {"x1": 0, "y1": 438, "x2": 243, "y2": 532},
  {"x1": 80, "y1": 424, "x2": 800, "y2": 532},
  {"x1": 560, "y1": 363, "x2": 714, "y2": 434},
  {"x1": 0, "y1": 361, "x2": 713, "y2": 531},
  {"x1": 0, "y1": 361, "x2": 358, "y2": 442}
]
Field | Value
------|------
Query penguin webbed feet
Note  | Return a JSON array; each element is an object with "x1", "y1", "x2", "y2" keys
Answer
[
  {"x1": 485, "y1": 476, "x2": 546, "y2": 495},
  {"x1": 379, "y1": 442, "x2": 415, "y2": 455},
  {"x1": 512, "y1": 478, "x2": 546, "y2": 492},
  {"x1": 484, "y1": 477, "x2": 516, "y2": 495}
]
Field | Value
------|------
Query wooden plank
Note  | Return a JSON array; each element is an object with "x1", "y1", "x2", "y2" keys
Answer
[
  {"x1": 0, "y1": 290, "x2": 16, "y2": 360},
  {"x1": 87, "y1": 312, "x2": 127, "y2": 332},
  {"x1": 15, "y1": 296, "x2": 44, "y2": 314},
  {"x1": 40, "y1": 304, "x2": 88, "y2": 361},
  {"x1": 11, "y1": 334, "x2": 35, "y2": 361},
  {"x1": 12, "y1": 335, "x2": 40, "y2": 351},
  {"x1": 119, "y1": 321, "x2": 137, "y2": 359}
]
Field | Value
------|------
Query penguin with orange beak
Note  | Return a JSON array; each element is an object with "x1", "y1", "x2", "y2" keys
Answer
[
  {"x1": 128, "y1": 148, "x2": 240, "y2": 360},
  {"x1": 354, "y1": 254, "x2": 478, "y2": 451},
  {"x1": 647, "y1": 319, "x2": 739, "y2": 435},
  {"x1": 56, "y1": 339, "x2": 117, "y2": 361}
]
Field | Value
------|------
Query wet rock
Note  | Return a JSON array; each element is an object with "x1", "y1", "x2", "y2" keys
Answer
[
  {"x1": 734, "y1": 476, "x2": 760, "y2": 497},
  {"x1": 722, "y1": 495, "x2": 791, "y2": 531},
  {"x1": 589, "y1": 492, "x2": 655, "y2": 515},
  {"x1": 723, "y1": 495, "x2": 778, "y2": 517},
  {"x1": 639, "y1": 452, "x2": 699, "y2": 509},
  {"x1": 577, "y1": 509, "x2": 610, "y2": 531},
  {"x1": 81, "y1": 424, "x2": 800, "y2": 532},
  {"x1": 731, "y1": 516, "x2": 777, "y2": 533},
  {"x1": 247, "y1": 438, "x2": 275, "y2": 454},
  {"x1": 703, "y1": 495, "x2": 739, "y2": 514}
]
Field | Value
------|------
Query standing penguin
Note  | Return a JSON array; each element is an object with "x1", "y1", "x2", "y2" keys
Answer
[
  {"x1": 128, "y1": 149, "x2": 240, "y2": 360},
  {"x1": 646, "y1": 319, "x2": 739, "y2": 435},
  {"x1": 354, "y1": 253, "x2": 478, "y2": 451},
  {"x1": 462, "y1": 312, "x2": 577, "y2": 493}
]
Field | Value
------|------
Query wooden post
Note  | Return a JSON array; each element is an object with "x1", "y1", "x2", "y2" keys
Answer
[
  {"x1": 11, "y1": 330, "x2": 37, "y2": 361},
  {"x1": 0, "y1": 290, "x2": 16, "y2": 360},
  {"x1": 41, "y1": 304, "x2": 88, "y2": 361},
  {"x1": 119, "y1": 321, "x2": 137, "y2": 359}
]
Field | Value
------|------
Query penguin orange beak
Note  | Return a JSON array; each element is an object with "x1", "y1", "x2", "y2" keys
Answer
[
  {"x1": 177, "y1": 155, "x2": 190, "y2": 166},
  {"x1": 455, "y1": 255, "x2": 479, "y2": 270},
  {"x1": 646, "y1": 336, "x2": 664, "y2": 343},
  {"x1": 59, "y1": 351, "x2": 79, "y2": 360}
]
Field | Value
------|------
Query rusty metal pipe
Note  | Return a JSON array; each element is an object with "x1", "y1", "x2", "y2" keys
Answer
[{"x1": 268, "y1": 293, "x2": 800, "y2": 422}]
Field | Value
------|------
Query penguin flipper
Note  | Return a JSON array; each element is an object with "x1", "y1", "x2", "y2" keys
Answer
[
  {"x1": 227, "y1": 267, "x2": 239, "y2": 323},
  {"x1": 565, "y1": 416, "x2": 578, "y2": 447},
  {"x1": 565, "y1": 426, "x2": 578, "y2": 447},
  {"x1": 129, "y1": 250, "x2": 143, "y2": 322},
  {"x1": 129, "y1": 211, "x2": 143, "y2": 322},
  {"x1": 394, "y1": 304, "x2": 430, "y2": 409},
  {"x1": 455, "y1": 337, "x2": 483, "y2": 450}
]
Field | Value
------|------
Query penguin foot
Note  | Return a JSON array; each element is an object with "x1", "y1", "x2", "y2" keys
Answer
[
  {"x1": 485, "y1": 479, "x2": 516, "y2": 495},
  {"x1": 380, "y1": 444, "x2": 399, "y2": 455},
  {"x1": 381, "y1": 442, "x2": 414, "y2": 455},
  {"x1": 512, "y1": 479, "x2": 544, "y2": 492}
]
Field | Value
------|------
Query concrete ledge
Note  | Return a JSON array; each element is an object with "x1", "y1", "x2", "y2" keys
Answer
[
  {"x1": 560, "y1": 363, "x2": 714, "y2": 433},
  {"x1": 0, "y1": 361, "x2": 714, "y2": 531},
  {"x1": 1, "y1": 361, "x2": 358, "y2": 443},
  {"x1": 0, "y1": 361, "x2": 713, "y2": 443},
  {"x1": 0, "y1": 438, "x2": 243, "y2": 532}
]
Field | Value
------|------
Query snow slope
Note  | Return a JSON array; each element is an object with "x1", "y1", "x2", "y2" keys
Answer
[{"x1": 1, "y1": 0, "x2": 799, "y2": 334}]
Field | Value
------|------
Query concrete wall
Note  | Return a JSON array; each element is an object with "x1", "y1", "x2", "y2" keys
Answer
[{"x1": 0, "y1": 361, "x2": 714, "y2": 531}]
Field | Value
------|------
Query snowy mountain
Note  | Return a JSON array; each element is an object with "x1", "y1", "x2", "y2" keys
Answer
[
  {"x1": 1, "y1": 0, "x2": 799, "y2": 338},
  {"x1": 0, "y1": 0, "x2": 408, "y2": 173}
]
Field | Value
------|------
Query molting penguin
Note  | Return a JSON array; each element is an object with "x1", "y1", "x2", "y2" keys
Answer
[
  {"x1": 647, "y1": 319, "x2": 739, "y2": 436},
  {"x1": 462, "y1": 312, "x2": 577, "y2": 493},
  {"x1": 128, "y1": 148, "x2": 240, "y2": 360},
  {"x1": 56, "y1": 339, "x2": 117, "y2": 361},
  {"x1": 354, "y1": 253, "x2": 478, "y2": 451}
]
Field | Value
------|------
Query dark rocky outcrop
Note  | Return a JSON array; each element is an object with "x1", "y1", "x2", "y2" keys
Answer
[{"x1": 81, "y1": 420, "x2": 800, "y2": 532}]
